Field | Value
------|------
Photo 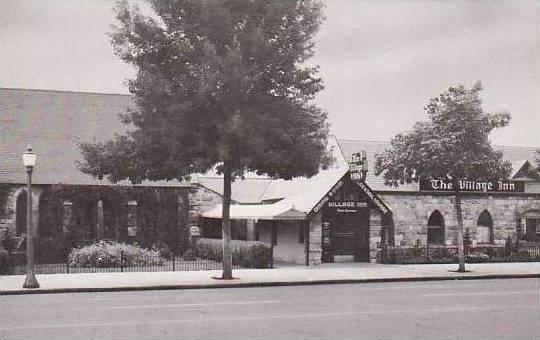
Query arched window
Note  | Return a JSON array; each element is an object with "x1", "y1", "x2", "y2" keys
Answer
[
  {"x1": 477, "y1": 210, "x2": 493, "y2": 244},
  {"x1": 15, "y1": 190, "x2": 28, "y2": 236},
  {"x1": 427, "y1": 210, "x2": 445, "y2": 244},
  {"x1": 381, "y1": 213, "x2": 395, "y2": 246}
]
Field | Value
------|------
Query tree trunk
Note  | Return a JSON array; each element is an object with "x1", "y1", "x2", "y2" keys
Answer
[
  {"x1": 221, "y1": 160, "x2": 233, "y2": 279},
  {"x1": 454, "y1": 180, "x2": 466, "y2": 272}
]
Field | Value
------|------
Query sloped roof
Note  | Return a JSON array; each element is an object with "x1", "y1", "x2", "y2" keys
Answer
[
  {"x1": 510, "y1": 160, "x2": 529, "y2": 179},
  {"x1": 338, "y1": 139, "x2": 418, "y2": 191},
  {"x1": 338, "y1": 139, "x2": 540, "y2": 191},
  {"x1": 200, "y1": 136, "x2": 350, "y2": 217},
  {"x1": 202, "y1": 201, "x2": 306, "y2": 220},
  {"x1": 196, "y1": 176, "x2": 272, "y2": 204},
  {"x1": 0, "y1": 88, "x2": 189, "y2": 187}
]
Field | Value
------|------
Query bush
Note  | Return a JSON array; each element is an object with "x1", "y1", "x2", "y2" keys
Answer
[
  {"x1": 194, "y1": 238, "x2": 272, "y2": 268},
  {"x1": 182, "y1": 248, "x2": 197, "y2": 261},
  {"x1": 36, "y1": 236, "x2": 67, "y2": 263},
  {"x1": 68, "y1": 241, "x2": 164, "y2": 268}
]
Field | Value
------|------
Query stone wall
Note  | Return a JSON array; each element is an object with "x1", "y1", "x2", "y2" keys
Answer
[
  {"x1": 0, "y1": 184, "x2": 42, "y2": 239},
  {"x1": 188, "y1": 184, "x2": 224, "y2": 229},
  {"x1": 1, "y1": 184, "x2": 191, "y2": 251},
  {"x1": 368, "y1": 209, "x2": 382, "y2": 262},
  {"x1": 380, "y1": 192, "x2": 540, "y2": 246},
  {"x1": 308, "y1": 211, "x2": 323, "y2": 266}
]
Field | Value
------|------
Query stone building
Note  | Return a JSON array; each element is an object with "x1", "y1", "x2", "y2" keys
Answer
[
  {"x1": 0, "y1": 88, "x2": 191, "y2": 255},
  {"x1": 2, "y1": 87, "x2": 538, "y2": 265},
  {"x1": 194, "y1": 138, "x2": 540, "y2": 265}
]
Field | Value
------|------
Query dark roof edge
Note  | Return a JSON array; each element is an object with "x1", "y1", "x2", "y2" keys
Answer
[
  {"x1": 0, "y1": 87, "x2": 133, "y2": 97},
  {"x1": 338, "y1": 138, "x2": 389, "y2": 145},
  {"x1": 338, "y1": 137, "x2": 539, "y2": 150}
]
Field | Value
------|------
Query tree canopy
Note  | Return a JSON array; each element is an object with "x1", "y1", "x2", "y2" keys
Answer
[
  {"x1": 78, "y1": 0, "x2": 329, "y2": 279},
  {"x1": 79, "y1": 0, "x2": 329, "y2": 183},
  {"x1": 375, "y1": 82, "x2": 512, "y2": 272},
  {"x1": 375, "y1": 82, "x2": 512, "y2": 185}
]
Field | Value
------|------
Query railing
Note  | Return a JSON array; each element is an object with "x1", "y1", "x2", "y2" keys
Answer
[
  {"x1": 380, "y1": 243, "x2": 540, "y2": 264},
  {"x1": 1, "y1": 250, "x2": 271, "y2": 276}
]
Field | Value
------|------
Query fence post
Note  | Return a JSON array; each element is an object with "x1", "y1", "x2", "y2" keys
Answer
[
  {"x1": 120, "y1": 250, "x2": 124, "y2": 273},
  {"x1": 6, "y1": 250, "x2": 12, "y2": 275},
  {"x1": 426, "y1": 243, "x2": 429, "y2": 263},
  {"x1": 66, "y1": 260, "x2": 69, "y2": 274},
  {"x1": 270, "y1": 246, "x2": 274, "y2": 268},
  {"x1": 172, "y1": 255, "x2": 175, "y2": 271}
]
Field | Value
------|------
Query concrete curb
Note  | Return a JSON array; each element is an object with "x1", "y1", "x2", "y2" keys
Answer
[{"x1": 1, "y1": 273, "x2": 539, "y2": 296}]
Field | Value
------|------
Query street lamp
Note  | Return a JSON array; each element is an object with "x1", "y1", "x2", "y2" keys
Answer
[{"x1": 22, "y1": 145, "x2": 39, "y2": 288}]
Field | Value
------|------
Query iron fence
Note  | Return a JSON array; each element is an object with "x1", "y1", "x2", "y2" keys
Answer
[
  {"x1": 1, "y1": 249, "x2": 272, "y2": 275},
  {"x1": 380, "y1": 243, "x2": 540, "y2": 264}
]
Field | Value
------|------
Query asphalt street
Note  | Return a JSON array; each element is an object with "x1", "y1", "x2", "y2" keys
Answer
[{"x1": 1, "y1": 278, "x2": 539, "y2": 339}]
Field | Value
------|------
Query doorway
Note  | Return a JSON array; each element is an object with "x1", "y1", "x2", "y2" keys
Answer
[{"x1": 322, "y1": 207, "x2": 370, "y2": 262}]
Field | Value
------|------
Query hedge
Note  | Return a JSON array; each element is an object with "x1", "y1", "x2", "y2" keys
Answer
[
  {"x1": 194, "y1": 238, "x2": 272, "y2": 268},
  {"x1": 68, "y1": 241, "x2": 165, "y2": 268}
]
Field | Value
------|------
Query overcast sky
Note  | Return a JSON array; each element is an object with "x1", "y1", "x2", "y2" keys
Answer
[{"x1": 1, "y1": 0, "x2": 538, "y2": 146}]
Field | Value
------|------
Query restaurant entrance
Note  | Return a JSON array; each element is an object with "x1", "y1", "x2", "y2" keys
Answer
[{"x1": 321, "y1": 202, "x2": 370, "y2": 262}]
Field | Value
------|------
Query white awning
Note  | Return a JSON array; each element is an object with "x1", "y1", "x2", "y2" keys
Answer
[{"x1": 201, "y1": 202, "x2": 307, "y2": 221}]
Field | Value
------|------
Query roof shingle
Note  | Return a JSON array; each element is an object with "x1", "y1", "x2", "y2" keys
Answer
[{"x1": 0, "y1": 88, "x2": 188, "y2": 187}]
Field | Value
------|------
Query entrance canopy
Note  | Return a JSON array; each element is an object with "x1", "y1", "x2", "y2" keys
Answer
[{"x1": 201, "y1": 202, "x2": 307, "y2": 221}]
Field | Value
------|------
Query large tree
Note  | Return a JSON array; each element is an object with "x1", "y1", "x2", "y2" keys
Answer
[
  {"x1": 375, "y1": 82, "x2": 511, "y2": 272},
  {"x1": 79, "y1": 0, "x2": 329, "y2": 279}
]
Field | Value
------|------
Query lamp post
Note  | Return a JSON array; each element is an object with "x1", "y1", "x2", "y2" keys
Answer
[{"x1": 22, "y1": 146, "x2": 39, "y2": 288}]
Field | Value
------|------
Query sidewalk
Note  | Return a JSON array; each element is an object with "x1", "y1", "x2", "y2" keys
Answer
[{"x1": 1, "y1": 262, "x2": 539, "y2": 295}]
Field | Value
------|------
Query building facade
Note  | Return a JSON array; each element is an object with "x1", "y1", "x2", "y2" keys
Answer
[
  {"x1": 196, "y1": 139, "x2": 540, "y2": 265},
  {"x1": 0, "y1": 88, "x2": 191, "y2": 256}
]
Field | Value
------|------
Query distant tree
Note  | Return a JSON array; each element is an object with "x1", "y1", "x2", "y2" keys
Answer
[
  {"x1": 78, "y1": 0, "x2": 329, "y2": 279},
  {"x1": 536, "y1": 150, "x2": 540, "y2": 175},
  {"x1": 375, "y1": 82, "x2": 511, "y2": 272}
]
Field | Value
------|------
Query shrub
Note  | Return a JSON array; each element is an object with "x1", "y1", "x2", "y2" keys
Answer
[
  {"x1": 68, "y1": 241, "x2": 164, "y2": 268},
  {"x1": 36, "y1": 236, "x2": 67, "y2": 263},
  {"x1": 182, "y1": 248, "x2": 197, "y2": 261},
  {"x1": 194, "y1": 238, "x2": 272, "y2": 268}
]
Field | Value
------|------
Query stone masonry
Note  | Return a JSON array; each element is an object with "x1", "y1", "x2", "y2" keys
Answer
[{"x1": 380, "y1": 193, "x2": 540, "y2": 246}]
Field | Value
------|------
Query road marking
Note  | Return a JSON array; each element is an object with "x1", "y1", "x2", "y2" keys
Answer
[
  {"x1": 101, "y1": 299, "x2": 281, "y2": 310},
  {"x1": 2, "y1": 305, "x2": 537, "y2": 332},
  {"x1": 422, "y1": 290, "x2": 539, "y2": 297}
]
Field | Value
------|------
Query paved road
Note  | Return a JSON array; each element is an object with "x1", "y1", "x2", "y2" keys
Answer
[{"x1": 1, "y1": 279, "x2": 539, "y2": 339}]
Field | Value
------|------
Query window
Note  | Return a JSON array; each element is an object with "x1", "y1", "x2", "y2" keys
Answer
[
  {"x1": 427, "y1": 210, "x2": 445, "y2": 244},
  {"x1": 477, "y1": 210, "x2": 493, "y2": 244},
  {"x1": 381, "y1": 213, "x2": 395, "y2": 245},
  {"x1": 299, "y1": 222, "x2": 306, "y2": 244}
]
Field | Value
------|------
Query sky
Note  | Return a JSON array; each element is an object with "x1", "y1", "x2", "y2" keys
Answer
[{"x1": 0, "y1": 0, "x2": 538, "y2": 147}]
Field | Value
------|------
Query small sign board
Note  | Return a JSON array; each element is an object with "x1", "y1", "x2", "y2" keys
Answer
[
  {"x1": 327, "y1": 201, "x2": 368, "y2": 213},
  {"x1": 190, "y1": 225, "x2": 201, "y2": 237}
]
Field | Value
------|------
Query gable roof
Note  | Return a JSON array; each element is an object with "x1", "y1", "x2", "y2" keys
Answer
[
  {"x1": 200, "y1": 136, "x2": 350, "y2": 217},
  {"x1": 195, "y1": 176, "x2": 272, "y2": 204},
  {"x1": 0, "y1": 88, "x2": 189, "y2": 187},
  {"x1": 338, "y1": 138, "x2": 540, "y2": 191}
]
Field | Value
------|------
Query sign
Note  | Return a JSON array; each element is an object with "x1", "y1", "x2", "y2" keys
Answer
[
  {"x1": 327, "y1": 201, "x2": 367, "y2": 213},
  {"x1": 419, "y1": 179, "x2": 524, "y2": 193},
  {"x1": 349, "y1": 152, "x2": 368, "y2": 181},
  {"x1": 355, "y1": 181, "x2": 390, "y2": 215},
  {"x1": 313, "y1": 180, "x2": 344, "y2": 213},
  {"x1": 189, "y1": 225, "x2": 200, "y2": 237}
]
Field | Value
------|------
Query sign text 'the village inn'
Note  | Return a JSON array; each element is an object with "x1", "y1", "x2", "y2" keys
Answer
[{"x1": 419, "y1": 179, "x2": 524, "y2": 193}]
